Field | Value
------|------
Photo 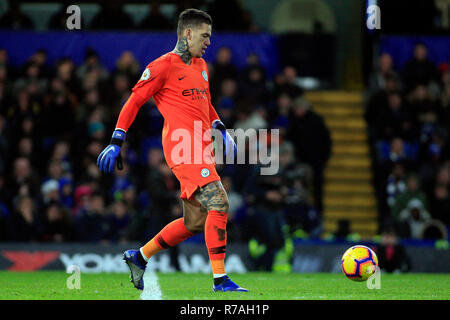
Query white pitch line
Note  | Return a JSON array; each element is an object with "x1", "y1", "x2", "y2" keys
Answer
[{"x1": 140, "y1": 271, "x2": 163, "y2": 300}]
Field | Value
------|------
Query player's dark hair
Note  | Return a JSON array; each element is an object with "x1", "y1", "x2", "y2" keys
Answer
[{"x1": 177, "y1": 8, "x2": 212, "y2": 38}]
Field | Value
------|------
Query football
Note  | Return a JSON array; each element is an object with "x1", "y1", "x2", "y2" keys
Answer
[{"x1": 341, "y1": 245, "x2": 379, "y2": 282}]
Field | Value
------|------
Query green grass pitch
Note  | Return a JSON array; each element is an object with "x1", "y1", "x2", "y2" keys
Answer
[{"x1": 0, "y1": 271, "x2": 448, "y2": 300}]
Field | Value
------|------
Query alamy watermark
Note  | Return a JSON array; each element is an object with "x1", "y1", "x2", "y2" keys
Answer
[
  {"x1": 169, "y1": 121, "x2": 280, "y2": 175},
  {"x1": 66, "y1": 265, "x2": 81, "y2": 290},
  {"x1": 366, "y1": 3, "x2": 381, "y2": 30},
  {"x1": 66, "y1": 5, "x2": 81, "y2": 30},
  {"x1": 366, "y1": 265, "x2": 381, "y2": 290}
]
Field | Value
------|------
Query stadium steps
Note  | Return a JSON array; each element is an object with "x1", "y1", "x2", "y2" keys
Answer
[{"x1": 305, "y1": 91, "x2": 378, "y2": 238}]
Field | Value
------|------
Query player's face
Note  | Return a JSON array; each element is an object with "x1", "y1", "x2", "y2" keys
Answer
[{"x1": 189, "y1": 23, "x2": 211, "y2": 58}]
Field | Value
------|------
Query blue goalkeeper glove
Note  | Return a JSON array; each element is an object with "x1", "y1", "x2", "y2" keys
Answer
[
  {"x1": 97, "y1": 129, "x2": 125, "y2": 173},
  {"x1": 212, "y1": 120, "x2": 237, "y2": 159}
]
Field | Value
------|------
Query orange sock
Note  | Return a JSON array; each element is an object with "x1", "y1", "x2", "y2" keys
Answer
[
  {"x1": 140, "y1": 218, "x2": 194, "y2": 260},
  {"x1": 205, "y1": 210, "x2": 227, "y2": 275}
]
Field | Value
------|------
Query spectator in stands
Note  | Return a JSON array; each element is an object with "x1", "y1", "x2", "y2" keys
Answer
[
  {"x1": 110, "y1": 162, "x2": 135, "y2": 200},
  {"x1": 375, "y1": 227, "x2": 411, "y2": 273},
  {"x1": 72, "y1": 184, "x2": 92, "y2": 215},
  {"x1": 110, "y1": 72, "x2": 132, "y2": 115},
  {"x1": 272, "y1": 66, "x2": 303, "y2": 100},
  {"x1": 139, "y1": 1, "x2": 173, "y2": 31},
  {"x1": 270, "y1": 93, "x2": 293, "y2": 136},
  {"x1": 286, "y1": 97, "x2": 331, "y2": 213},
  {"x1": 4, "y1": 195, "x2": 43, "y2": 241},
  {"x1": 53, "y1": 58, "x2": 80, "y2": 97},
  {"x1": 0, "y1": 0, "x2": 34, "y2": 30},
  {"x1": 113, "y1": 51, "x2": 141, "y2": 84},
  {"x1": 49, "y1": 140, "x2": 72, "y2": 169},
  {"x1": 402, "y1": 43, "x2": 439, "y2": 93},
  {"x1": 76, "y1": 89, "x2": 103, "y2": 122},
  {"x1": 233, "y1": 103, "x2": 268, "y2": 131},
  {"x1": 42, "y1": 202, "x2": 75, "y2": 242},
  {"x1": 368, "y1": 52, "x2": 400, "y2": 93},
  {"x1": 211, "y1": 47, "x2": 238, "y2": 94},
  {"x1": 40, "y1": 179, "x2": 60, "y2": 206},
  {"x1": 430, "y1": 183, "x2": 450, "y2": 227},
  {"x1": 215, "y1": 78, "x2": 239, "y2": 128},
  {"x1": 89, "y1": 2, "x2": 135, "y2": 30},
  {"x1": 238, "y1": 61, "x2": 270, "y2": 106},
  {"x1": 374, "y1": 92, "x2": 418, "y2": 142},
  {"x1": 58, "y1": 177, "x2": 74, "y2": 210},
  {"x1": 391, "y1": 173, "x2": 428, "y2": 221},
  {"x1": 365, "y1": 73, "x2": 400, "y2": 133},
  {"x1": 398, "y1": 198, "x2": 431, "y2": 239},
  {"x1": 7, "y1": 88, "x2": 41, "y2": 143},
  {"x1": 14, "y1": 136, "x2": 34, "y2": 165},
  {"x1": 75, "y1": 139, "x2": 102, "y2": 183},
  {"x1": 22, "y1": 49, "x2": 51, "y2": 80},
  {"x1": 74, "y1": 192, "x2": 110, "y2": 242},
  {"x1": 9, "y1": 157, "x2": 40, "y2": 202},
  {"x1": 106, "y1": 199, "x2": 131, "y2": 243},
  {"x1": 386, "y1": 162, "x2": 407, "y2": 209},
  {"x1": 0, "y1": 49, "x2": 14, "y2": 88},
  {"x1": 40, "y1": 81, "x2": 76, "y2": 141},
  {"x1": 241, "y1": 53, "x2": 266, "y2": 84},
  {"x1": 76, "y1": 48, "x2": 109, "y2": 84},
  {"x1": 14, "y1": 60, "x2": 48, "y2": 95},
  {"x1": 406, "y1": 84, "x2": 442, "y2": 123}
]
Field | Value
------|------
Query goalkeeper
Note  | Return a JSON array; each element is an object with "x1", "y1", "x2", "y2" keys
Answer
[{"x1": 97, "y1": 8, "x2": 247, "y2": 292}]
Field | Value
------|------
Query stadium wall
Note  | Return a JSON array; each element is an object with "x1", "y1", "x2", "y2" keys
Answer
[
  {"x1": 0, "y1": 31, "x2": 280, "y2": 78},
  {"x1": 0, "y1": 243, "x2": 448, "y2": 273}
]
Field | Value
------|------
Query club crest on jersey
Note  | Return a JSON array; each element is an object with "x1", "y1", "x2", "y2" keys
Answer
[
  {"x1": 140, "y1": 68, "x2": 151, "y2": 81},
  {"x1": 200, "y1": 168, "x2": 210, "y2": 178},
  {"x1": 201, "y1": 70, "x2": 208, "y2": 82}
]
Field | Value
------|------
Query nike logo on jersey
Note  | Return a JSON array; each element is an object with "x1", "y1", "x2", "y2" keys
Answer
[{"x1": 178, "y1": 76, "x2": 186, "y2": 81}]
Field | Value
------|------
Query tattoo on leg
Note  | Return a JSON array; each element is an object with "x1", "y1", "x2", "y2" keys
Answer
[
  {"x1": 194, "y1": 181, "x2": 229, "y2": 212},
  {"x1": 172, "y1": 36, "x2": 192, "y2": 64}
]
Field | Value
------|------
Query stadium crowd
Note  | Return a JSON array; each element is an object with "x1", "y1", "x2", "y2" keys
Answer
[{"x1": 366, "y1": 42, "x2": 450, "y2": 240}]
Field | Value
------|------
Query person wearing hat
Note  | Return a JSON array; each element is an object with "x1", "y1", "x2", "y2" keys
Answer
[
  {"x1": 399, "y1": 198, "x2": 431, "y2": 239},
  {"x1": 41, "y1": 179, "x2": 60, "y2": 204}
]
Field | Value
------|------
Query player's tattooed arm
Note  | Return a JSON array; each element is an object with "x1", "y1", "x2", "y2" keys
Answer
[
  {"x1": 194, "y1": 181, "x2": 229, "y2": 212},
  {"x1": 173, "y1": 36, "x2": 192, "y2": 64}
]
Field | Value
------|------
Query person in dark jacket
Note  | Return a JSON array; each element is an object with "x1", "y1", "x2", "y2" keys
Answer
[
  {"x1": 286, "y1": 97, "x2": 331, "y2": 213},
  {"x1": 74, "y1": 192, "x2": 110, "y2": 242},
  {"x1": 374, "y1": 227, "x2": 411, "y2": 273},
  {"x1": 4, "y1": 195, "x2": 44, "y2": 241},
  {"x1": 402, "y1": 43, "x2": 439, "y2": 93}
]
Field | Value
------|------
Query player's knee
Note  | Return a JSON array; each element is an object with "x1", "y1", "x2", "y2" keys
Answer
[
  {"x1": 184, "y1": 216, "x2": 205, "y2": 234},
  {"x1": 208, "y1": 196, "x2": 229, "y2": 213}
]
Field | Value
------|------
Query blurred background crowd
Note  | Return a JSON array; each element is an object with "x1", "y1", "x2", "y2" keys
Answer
[{"x1": 366, "y1": 42, "x2": 450, "y2": 240}]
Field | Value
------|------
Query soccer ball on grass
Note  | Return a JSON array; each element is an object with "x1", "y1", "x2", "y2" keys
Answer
[{"x1": 341, "y1": 245, "x2": 378, "y2": 282}]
